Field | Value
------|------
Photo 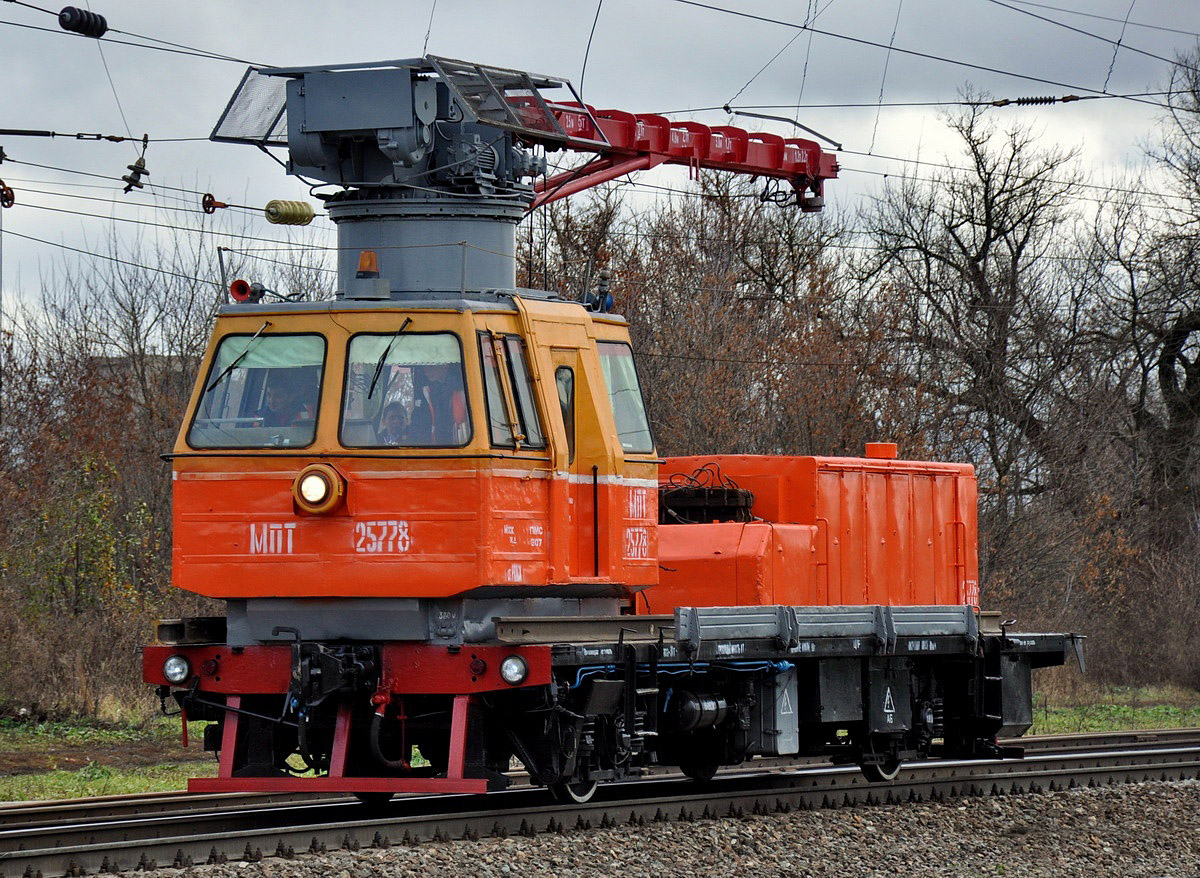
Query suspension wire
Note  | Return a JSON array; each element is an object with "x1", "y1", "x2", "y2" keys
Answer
[
  {"x1": 868, "y1": 0, "x2": 904, "y2": 155},
  {"x1": 85, "y1": 2, "x2": 137, "y2": 154},
  {"x1": 422, "y1": 0, "x2": 437, "y2": 55},
  {"x1": 579, "y1": 0, "x2": 604, "y2": 103},
  {"x1": 726, "y1": 30, "x2": 804, "y2": 108},
  {"x1": 1102, "y1": 0, "x2": 1138, "y2": 94}
]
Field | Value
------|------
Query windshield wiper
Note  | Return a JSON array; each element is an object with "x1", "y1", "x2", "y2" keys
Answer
[
  {"x1": 206, "y1": 320, "x2": 272, "y2": 393},
  {"x1": 367, "y1": 317, "x2": 412, "y2": 399}
]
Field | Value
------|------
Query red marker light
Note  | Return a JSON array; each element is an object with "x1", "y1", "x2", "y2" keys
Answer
[{"x1": 230, "y1": 279, "x2": 252, "y2": 302}]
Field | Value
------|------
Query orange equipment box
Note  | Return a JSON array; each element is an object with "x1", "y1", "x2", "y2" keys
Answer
[{"x1": 651, "y1": 451, "x2": 979, "y2": 612}]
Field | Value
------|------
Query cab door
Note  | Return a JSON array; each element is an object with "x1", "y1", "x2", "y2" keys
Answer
[
  {"x1": 549, "y1": 346, "x2": 599, "y2": 578},
  {"x1": 515, "y1": 300, "x2": 620, "y2": 584}
]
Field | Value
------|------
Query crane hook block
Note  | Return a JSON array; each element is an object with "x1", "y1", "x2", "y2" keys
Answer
[
  {"x1": 264, "y1": 200, "x2": 314, "y2": 226},
  {"x1": 58, "y1": 6, "x2": 108, "y2": 38},
  {"x1": 0, "y1": 180, "x2": 14, "y2": 209}
]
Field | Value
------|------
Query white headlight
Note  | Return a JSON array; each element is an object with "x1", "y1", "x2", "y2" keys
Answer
[
  {"x1": 163, "y1": 655, "x2": 191, "y2": 684},
  {"x1": 299, "y1": 472, "x2": 330, "y2": 504},
  {"x1": 499, "y1": 655, "x2": 528, "y2": 685}
]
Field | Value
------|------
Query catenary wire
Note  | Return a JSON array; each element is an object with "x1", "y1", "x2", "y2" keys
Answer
[
  {"x1": 0, "y1": 16, "x2": 264, "y2": 65},
  {"x1": 16, "y1": 200, "x2": 338, "y2": 249},
  {"x1": 726, "y1": 30, "x2": 804, "y2": 108},
  {"x1": 654, "y1": 92, "x2": 1171, "y2": 113},
  {"x1": 661, "y1": 0, "x2": 1172, "y2": 107},
  {"x1": 978, "y1": 0, "x2": 1175, "y2": 75},
  {"x1": 0, "y1": 226, "x2": 220, "y2": 285},
  {"x1": 4, "y1": 157, "x2": 332, "y2": 217},
  {"x1": 421, "y1": 0, "x2": 437, "y2": 54},
  {"x1": 0, "y1": 0, "x2": 267, "y2": 64},
  {"x1": 1005, "y1": 0, "x2": 1200, "y2": 37}
]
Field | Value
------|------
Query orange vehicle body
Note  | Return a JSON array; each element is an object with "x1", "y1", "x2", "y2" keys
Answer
[
  {"x1": 170, "y1": 297, "x2": 659, "y2": 602},
  {"x1": 648, "y1": 451, "x2": 980, "y2": 614}
]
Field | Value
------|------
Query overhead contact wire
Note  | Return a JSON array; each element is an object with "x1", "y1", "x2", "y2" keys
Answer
[{"x1": 663, "y1": 0, "x2": 1169, "y2": 107}]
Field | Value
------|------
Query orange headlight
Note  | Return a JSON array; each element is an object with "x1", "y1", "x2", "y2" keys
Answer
[{"x1": 292, "y1": 463, "x2": 345, "y2": 515}]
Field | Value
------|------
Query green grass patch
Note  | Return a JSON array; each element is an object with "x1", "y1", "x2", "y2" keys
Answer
[
  {"x1": 0, "y1": 760, "x2": 217, "y2": 803},
  {"x1": 1030, "y1": 683, "x2": 1200, "y2": 735}
]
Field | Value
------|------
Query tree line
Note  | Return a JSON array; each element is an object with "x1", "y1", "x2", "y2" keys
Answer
[{"x1": 2, "y1": 54, "x2": 1199, "y2": 718}]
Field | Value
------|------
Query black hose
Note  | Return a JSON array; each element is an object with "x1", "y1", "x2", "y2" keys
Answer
[
  {"x1": 370, "y1": 711, "x2": 411, "y2": 771},
  {"x1": 297, "y1": 710, "x2": 328, "y2": 772}
]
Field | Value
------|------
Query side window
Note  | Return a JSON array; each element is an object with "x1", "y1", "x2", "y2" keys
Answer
[
  {"x1": 341, "y1": 332, "x2": 470, "y2": 448},
  {"x1": 480, "y1": 336, "x2": 514, "y2": 446},
  {"x1": 478, "y1": 333, "x2": 546, "y2": 450},
  {"x1": 597, "y1": 341, "x2": 654, "y2": 454},
  {"x1": 556, "y1": 366, "x2": 575, "y2": 464},
  {"x1": 188, "y1": 333, "x2": 325, "y2": 449},
  {"x1": 505, "y1": 338, "x2": 545, "y2": 448}
]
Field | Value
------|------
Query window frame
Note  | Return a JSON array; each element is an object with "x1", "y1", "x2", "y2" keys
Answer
[
  {"x1": 596, "y1": 340, "x2": 655, "y2": 455},
  {"x1": 186, "y1": 331, "x2": 327, "y2": 451},
  {"x1": 555, "y1": 364, "x2": 576, "y2": 464},
  {"x1": 338, "y1": 330, "x2": 473, "y2": 450},
  {"x1": 477, "y1": 331, "x2": 547, "y2": 451}
]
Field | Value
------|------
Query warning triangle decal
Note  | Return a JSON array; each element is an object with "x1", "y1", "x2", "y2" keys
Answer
[
  {"x1": 780, "y1": 687, "x2": 794, "y2": 716},
  {"x1": 883, "y1": 687, "x2": 895, "y2": 713}
]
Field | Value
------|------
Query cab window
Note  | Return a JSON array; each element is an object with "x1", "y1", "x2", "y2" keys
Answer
[
  {"x1": 341, "y1": 332, "x2": 470, "y2": 448},
  {"x1": 187, "y1": 333, "x2": 325, "y2": 449},
  {"x1": 597, "y1": 341, "x2": 654, "y2": 454},
  {"x1": 479, "y1": 334, "x2": 545, "y2": 449}
]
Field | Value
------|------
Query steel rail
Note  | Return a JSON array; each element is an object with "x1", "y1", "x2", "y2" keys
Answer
[
  {"x1": 2, "y1": 729, "x2": 1198, "y2": 878},
  {"x1": 3, "y1": 726, "x2": 1193, "y2": 829}
]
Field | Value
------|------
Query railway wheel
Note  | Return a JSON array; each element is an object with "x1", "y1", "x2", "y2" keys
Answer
[
  {"x1": 549, "y1": 778, "x2": 598, "y2": 804},
  {"x1": 858, "y1": 734, "x2": 904, "y2": 782},
  {"x1": 679, "y1": 758, "x2": 719, "y2": 782},
  {"x1": 859, "y1": 750, "x2": 903, "y2": 782},
  {"x1": 353, "y1": 792, "x2": 395, "y2": 807}
]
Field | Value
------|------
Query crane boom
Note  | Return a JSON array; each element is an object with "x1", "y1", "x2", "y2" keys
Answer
[{"x1": 528, "y1": 103, "x2": 838, "y2": 211}]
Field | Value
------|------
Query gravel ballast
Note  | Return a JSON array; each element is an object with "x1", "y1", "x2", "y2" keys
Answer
[{"x1": 145, "y1": 779, "x2": 1200, "y2": 877}]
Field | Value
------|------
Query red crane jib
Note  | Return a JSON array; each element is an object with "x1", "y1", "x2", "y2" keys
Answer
[{"x1": 524, "y1": 102, "x2": 839, "y2": 208}]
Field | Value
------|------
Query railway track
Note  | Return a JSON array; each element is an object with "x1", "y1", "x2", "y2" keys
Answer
[{"x1": 3, "y1": 729, "x2": 1198, "y2": 878}]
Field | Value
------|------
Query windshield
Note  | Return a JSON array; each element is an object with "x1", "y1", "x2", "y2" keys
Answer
[
  {"x1": 187, "y1": 334, "x2": 325, "y2": 448},
  {"x1": 341, "y1": 332, "x2": 471, "y2": 448},
  {"x1": 597, "y1": 341, "x2": 654, "y2": 454}
]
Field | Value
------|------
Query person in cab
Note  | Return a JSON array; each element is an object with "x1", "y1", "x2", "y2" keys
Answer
[
  {"x1": 408, "y1": 364, "x2": 468, "y2": 445},
  {"x1": 257, "y1": 374, "x2": 314, "y2": 428}
]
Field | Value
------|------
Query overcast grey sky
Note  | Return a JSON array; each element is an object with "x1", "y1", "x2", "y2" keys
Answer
[{"x1": 1, "y1": 0, "x2": 1197, "y2": 304}]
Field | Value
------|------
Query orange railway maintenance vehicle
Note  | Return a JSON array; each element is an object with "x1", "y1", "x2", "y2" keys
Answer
[{"x1": 143, "y1": 57, "x2": 1080, "y2": 803}]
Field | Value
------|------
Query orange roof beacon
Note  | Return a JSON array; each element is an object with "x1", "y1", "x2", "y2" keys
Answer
[{"x1": 143, "y1": 57, "x2": 1080, "y2": 802}]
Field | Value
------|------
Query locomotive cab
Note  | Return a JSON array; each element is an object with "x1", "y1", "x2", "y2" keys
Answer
[{"x1": 171, "y1": 291, "x2": 659, "y2": 644}]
